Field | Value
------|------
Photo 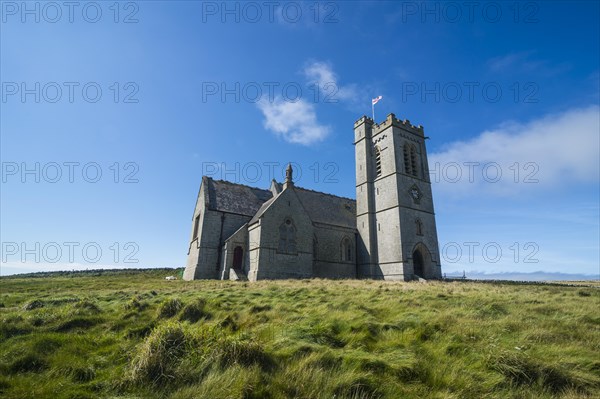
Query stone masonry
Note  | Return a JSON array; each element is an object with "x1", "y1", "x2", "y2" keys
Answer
[{"x1": 183, "y1": 113, "x2": 442, "y2": 281}]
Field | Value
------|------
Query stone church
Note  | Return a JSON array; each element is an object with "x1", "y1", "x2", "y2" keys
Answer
[{"x1": 183, "y1": 113, "x2": 442, "y2": 281}]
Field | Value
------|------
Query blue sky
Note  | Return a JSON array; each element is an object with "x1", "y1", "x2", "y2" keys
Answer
[{"x1": 1, "y1": 1, "x2": 599, "y2": 277}]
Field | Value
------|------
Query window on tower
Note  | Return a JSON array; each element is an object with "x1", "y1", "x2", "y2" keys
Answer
[
  {"x1": 403, "y1": 143, "x2": 411, "y2": 174},
  {"x1": 404, "y1": 143, "x2": 419, "y2": 177},
  {"x1": 410, "y1": 145, "x2": 418, "y2": 177},
  {"x1": 375, "y1": 147, "x2": 382, "y2": 177},
  {"x1": 415, "y1": 218, "x2": 423, "y2": 236}
]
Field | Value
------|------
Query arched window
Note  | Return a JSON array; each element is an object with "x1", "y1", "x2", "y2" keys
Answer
[
  {"x1": 415, "y1": 218, "x2": 423, "y2": 236},
  {"x1": 404, "y1": 143, "x2": 418, "y2": 177},
  {"x1": 375, "y1": 147, "x2": 382, "y2": 177},
  {"x1": 278, "y1": 218, "x2": 297, "y2": 254},
  {"x1": 410, "y1": 145, "x2": 418, "y2": 177},
  {"x1": 341, "y1": 236, "x2": 353, "y2": 262},
  {"x1": 403, "y1": 143, "x2": 411, "y2": 175}
]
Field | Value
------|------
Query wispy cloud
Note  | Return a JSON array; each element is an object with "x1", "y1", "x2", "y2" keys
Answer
[
  {"x1": 258, "y1": 60, "x2": 362, "y2": 145},
  {"x1": 488, "y1": 51, "x2": 535, "y2": 72},
  {"x1": 303, "y1": 60, "x2": 358, "y2": 102},
  {"x1": 257, "y1": 98, "x2": 331, "y2": 145},
  {"x1": 304, "y1": 61, "x2": 337, "y2": 87},
  {"x1": 430, "y1": 105, "x2": 600, "y2": 197},
  {"x1": 487, "y1": 51, "x2": 570, "y2": 77}
]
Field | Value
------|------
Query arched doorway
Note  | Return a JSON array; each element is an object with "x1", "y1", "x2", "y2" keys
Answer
[
  {"x1": 233, "y1": 246, "x2": 243, "y2": 269},
  {"x1": 413, "y1": 248, "x2": 424, "y2": 278}
]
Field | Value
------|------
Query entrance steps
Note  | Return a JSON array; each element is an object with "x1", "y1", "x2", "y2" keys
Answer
[{"x1": 230, "y1": 268, "x2": 248, "y2": 281}]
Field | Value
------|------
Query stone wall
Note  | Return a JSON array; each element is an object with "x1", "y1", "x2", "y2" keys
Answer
[
  {"x1": 253, "y1": 187, "x2": 314, "y2": 280},
  {"x1": 313, "y1": 223, "x2": 357, "y2": 278},
  {"x1": 183, "y1": 179, "x2": 252, "y2": 280},
  {"x1": 354, "y1": 113, "x2": 442, "y2": 281},
  {"x1": 183, "y1": 181, "x2": 209, "y2": 280},
  {"x1": 219, "y1": 223, "x2": 249, "y2": 280}
]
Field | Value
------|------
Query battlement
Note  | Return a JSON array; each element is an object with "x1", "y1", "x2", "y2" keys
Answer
[
  {"x1": 354, "y1": 115, "x2": 375, "y2": 128},
  {"x1": 354, "y1": 113, "x2": 424, "y2": 135},
  {"x1": 372, "y1": 113, "x2": 424, "y2": 135}
]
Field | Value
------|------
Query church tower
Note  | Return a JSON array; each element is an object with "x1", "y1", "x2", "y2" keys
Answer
[{"x1": 354, "y1": 113, "x2": 442, "y2": 280}]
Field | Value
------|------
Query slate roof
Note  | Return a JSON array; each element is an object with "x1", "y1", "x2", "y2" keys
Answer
[
  {"x1": 205, "y1": 177, "x2": 356, "y2": 229},
  {"x1": 295, "y1": 188, "x2": 356, "y2": 228},
  {"x1": 206, "y1": 178, "x2": 273, "y2": 216},
  {"x1": 248, "y1": 196, "x2": 277, "y2": 225}
]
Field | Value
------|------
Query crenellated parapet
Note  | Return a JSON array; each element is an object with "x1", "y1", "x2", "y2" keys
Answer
[
  {"x1": 372, "y1": 113, "x2": 424, "y2": 135},
  {"x1": 354, "y1": 115, "x2": 375, "y2": 129}
]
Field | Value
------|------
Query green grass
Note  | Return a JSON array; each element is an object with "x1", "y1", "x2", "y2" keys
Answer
[{"x1": 0, "y1": 269, "x2": 598, "y2": 398}]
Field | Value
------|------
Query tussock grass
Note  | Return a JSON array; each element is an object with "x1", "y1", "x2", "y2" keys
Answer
[
  {"x1": 73, "y1": 299, "x2": 101, "y2": 314},
  {"x1": 0, "y1": 270, "x2": 598, "y2": 398},
  {"x1": 52, "y1": 356, "x2": 97, "y2": 383},
  {"x1": 299, "y1": 319, "x2": 347, "y2": 348},
  {"x1": 124, "y1": 296, "x2": 147, "y2": 312},
  {"x1": 169, "y1": 364, "x2": 264, "y2": 399},
  {"x1": 127, "y1": 321, "x2": 271, "y2": 390},
  {"x1": 128, "y1": 322, "x2": 188, "y2": 386},
  {"x1": 0, "y1": 377, "x2": 9, "y2": 394},
  {"x1": 126, "y1": 322, "x2": 156, "y2": 339},
  {"x1": 208, "y1": 333, "x2": 271, "y2": 370},
  {"x1": 488, "y1": 351, "x2": 595, "y2": 393},
  {"x1": 31, "y1": 335, "x2": 63, "y2": 355},
  {"x1": 54, "y1": 316, "x2": 104, "y2": 332},
  {"x1": 23, "y1": 299, "x2": 44, "y2": 311},
  {"x1": 0, "y1": 314, "x2": 32, "y2": 341},
  {"x1": 179, "y1": 298, "x2": 210, "y2": 323},
  {"x1": 157, "y1": 298, "x2": 184, "y2": 319}
]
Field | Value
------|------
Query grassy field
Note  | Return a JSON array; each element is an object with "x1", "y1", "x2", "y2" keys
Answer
[{"x1": 0, "y1": 269, "x2": 598, "y2": 399}]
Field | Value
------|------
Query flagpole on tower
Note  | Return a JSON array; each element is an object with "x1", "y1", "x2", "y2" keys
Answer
[{"x1": 371, "y1": 95, "x2": 382, "y2": 122}]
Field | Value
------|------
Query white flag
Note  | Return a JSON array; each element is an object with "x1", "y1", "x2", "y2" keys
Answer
[{"x1": 372, "y1": 96, "x2": 382, "y2": 105}]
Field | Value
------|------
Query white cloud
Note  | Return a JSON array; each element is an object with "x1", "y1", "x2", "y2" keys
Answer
[
  {"x1": 257, "y1": 97, "x2": 331, "y2": 145},
  {"x1": 303, "y1": 60, "x2": 358, "y2": 102},
  {"x1": 304, "y1": 61, "x2": 337, "y2": 88},
  {"x1": 257, "y1": 61, "x2": 366, "y2": 145},
  {"x1": 430, "y1": 105, "x2": 600, "y2": 197}
]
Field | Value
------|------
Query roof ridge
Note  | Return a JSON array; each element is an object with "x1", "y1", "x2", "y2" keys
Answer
[
  {"x1": 294, "y1": 185, "x2": 356, "y2": 202},
  {"x1": 209, "y1": 177, "x2": 272, "y2": 193},
  {"x1": 207, "y1": 176, "x2": 356, "y2": 203}
]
